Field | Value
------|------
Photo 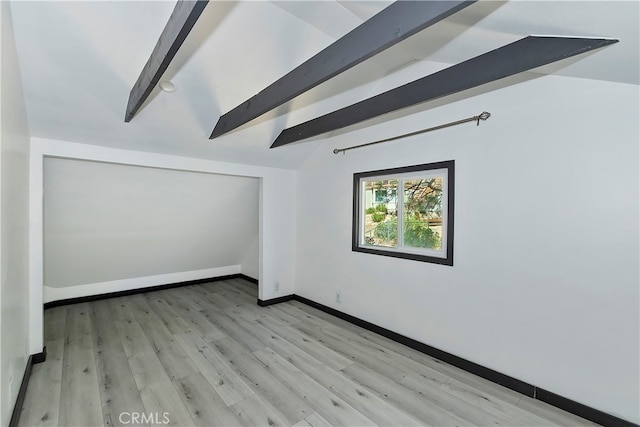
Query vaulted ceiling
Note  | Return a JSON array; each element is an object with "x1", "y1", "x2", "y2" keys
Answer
[{"x1": 9, "y1": 1, "x2": 639, "y2": 169}]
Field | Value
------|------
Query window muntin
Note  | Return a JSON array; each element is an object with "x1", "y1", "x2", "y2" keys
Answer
[{"x1": 353, "y1": 161, "x2": 454, "y2": 265}]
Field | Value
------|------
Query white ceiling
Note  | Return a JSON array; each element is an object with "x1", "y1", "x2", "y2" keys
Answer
[{"x1": 9, "y1": 1, "x2": 639, "y2": 169}]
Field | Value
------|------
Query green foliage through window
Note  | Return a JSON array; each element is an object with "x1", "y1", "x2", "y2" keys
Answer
[
  {"x1": 371, "y1": 212, "x2": 386, "y2": 222},
  {"x1": 375, "y1": 204, "x2": 388, "y2": 213},
  {"x1": 403, "y1": 215, "x2": 440, "y2": 249},
  {"x1": 372, "y1": 217, "x2": 441, "y2": 249},
  {"x1": 374, "y1": 219, "x2": 397, "y2": 243}
]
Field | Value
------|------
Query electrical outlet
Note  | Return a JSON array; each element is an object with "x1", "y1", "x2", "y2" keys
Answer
[
  {"x1": 274, "y1": 282, "x2": 280, "y2": 291},
  {"x1": 336, "y1": 291, "x2": 342, "y2": 303}
]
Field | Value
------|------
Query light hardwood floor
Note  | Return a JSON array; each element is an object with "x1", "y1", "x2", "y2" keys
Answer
[{"x1": 19, "y1": 278, "x2": 597, "y2": 426}]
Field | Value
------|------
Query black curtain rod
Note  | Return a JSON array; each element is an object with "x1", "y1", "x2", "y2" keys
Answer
[{"x1": 333, "y1": 111, "x2": 491, "y2": 155}]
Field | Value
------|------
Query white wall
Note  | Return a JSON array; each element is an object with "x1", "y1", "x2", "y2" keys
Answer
[
  {"x1": 44, "y1": 158, "x2": 258, "y2": 289},
  {"x1": 241, "y1": 235, "x2": 260, "y2": 281},
  {"x1": 0, "y1": 1, "x2": 31, "y2": 424},
  {"x1": 29, "y1": 138, "x2": 296, "y2": 352},
  {"x1": 295, "y1": 73, "x2": 639, "y2": 423}
]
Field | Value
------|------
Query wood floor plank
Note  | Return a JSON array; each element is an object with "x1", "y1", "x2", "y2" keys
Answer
[
  {"x1": 289, "y1": 300, "x2": 365, "y2": 333},
  {"x1": 307, "y1": 318, "x2": 450, "y2": 386},
  {"x1": 224, "y1": 304, "x2": 263, "y2": 323},
  {"x1": 225, "y1": 279, "x2": 259, "y2": 298},
  {"x1": 59, "y1": 303, "x2": 103, "y2": 427},
  {"x1": 223, "y1": 284, "x2": 258, "y2": 304},
  {"x1": 110, "y1": 296, "x2": 137, "y2": 322},
  {"x1": 193, "y1": 290, "x2": 240, "y2": 313},
  {"x1": 114, "y1": 312, "x2": 195, "y2": 426},
  {"x1": 400, "y1": 373, "x2": 517, "y2": 425},
  {"x1": 249, "y1": 316, "x2": 353, "y2": 371},
  {"x1": 132, "y1": 371, "x2": 196, "y2": 427},
  {"x1": 143, "y1": 294, "x2": 191, "y2": 334},
  {"x1": 255, "y1": 331, "x2": 422, "y2": 426},
  {"x1": 172, "y1": 373, "x2": 241, "y2": 426},
  {"x1": 208, "y1": 281, "x2": 255, "y2": 305},
  {"x1": 268, "y1": 302, "x2": 318, "y2": 323},
  {"x1": 18, "y1": 339, "x2": 64, "y2": 427},
  {"x1": 359, "y1": 329, "x2": 525, "y2": 405},
  {"x1": 187, "y1": 285, "x2": 241, "y2": 312},
  {"x1": 173, "y1": 330, "x2": 254, "y2": 406},
  {"x1": 44, "y1": 306, "x2": 67, "y2": 342},
  {"x1": 114, "y1": 317, "x2": 163, "y2": 376},
  {"x1": 218, "y1": 310, "x2": 279, "y2": 353},
  {"x1": 291, "y1": 412, "x2": 333, "y2": 427},
  {"x1": 253, "y1": 347, "x2": 376, "y2": 426},
  {"x1": 304, "y1": 412, "x2": 332, "y2": 426},
  {"x1": 125, "y1": 295, "x2": 198, "y2": 381},
  {"x1": 200, "y1": 309, "x2": 265, "y2": 352},
  {"x1": 517, "y1": 395, "x2": 599, "y2": 426},
  {"x1": 437, "y1": 376, "x2": 553, "y2": 426},
  {"x1": 228, "y1": 299, "x2": 293, "y2": 328},
  {"x1": 293, "y1": 321, "x2": 415, "y2": 384},
  {"x1": 164, "y1": 288, "x2": 210, "y2": 313},
  {"x1": 210, "y1": 337, "x2": 313, "y2": 425},
  {"x1": 167, "y1": 296, "x2": 227, "y2": 342},
  {"x1": 342, "y1": 362, "x2": 470, "y2": 426},
  {"x1": 230, "y1": 394, "x2": 288, "y2": 427},
  {"x1": 90, "y1": 300, "x2": 146, "y2": 426},
  {"x1": 257, "y1": 304, "x2": 303, "y2": 327}
]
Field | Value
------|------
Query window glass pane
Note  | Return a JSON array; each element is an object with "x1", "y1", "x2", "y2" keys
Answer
[
  {"x1": 362, "y1": 179, "x2": 398, "y2": 247},
  {"x1": 403, "y1": 177, "x2": 444, "y2": 250},
  {"x1": 354, "y1": 161, "x2": 453, "y2": 265}
]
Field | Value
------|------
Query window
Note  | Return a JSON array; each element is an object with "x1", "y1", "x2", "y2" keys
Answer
[{"x1": 352, "y1": 160, "x2": 454, "y2": 265}]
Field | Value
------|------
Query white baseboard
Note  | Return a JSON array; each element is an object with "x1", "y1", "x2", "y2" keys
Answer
[{"x1": 43, "y1": 265, "x2": 241, "y2": 303}]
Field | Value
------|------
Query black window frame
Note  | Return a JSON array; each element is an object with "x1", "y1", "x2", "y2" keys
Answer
[{"x1": 352, "y1": 160, "x2": 454, "y2": 266}]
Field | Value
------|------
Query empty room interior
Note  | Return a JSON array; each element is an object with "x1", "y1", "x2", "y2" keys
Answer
[{"x1": 1, "y1": 0, "x2": 639, "y2": 426}]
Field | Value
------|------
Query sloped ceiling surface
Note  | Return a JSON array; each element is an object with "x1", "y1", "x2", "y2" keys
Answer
[{"x1": 9, "y1": 1, "x2": 639, "y2": 169}]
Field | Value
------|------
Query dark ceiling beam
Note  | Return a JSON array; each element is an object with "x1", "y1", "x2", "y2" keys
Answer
[
  {"x1": 271, "y1": 36, "x2": 618, "y2": 148},
  {"x1": 210, "y1": 0, "x2": 476, "y2": 139},
  {"x1": 125, "y1": 1, "x2": 208, "y2": 122}
]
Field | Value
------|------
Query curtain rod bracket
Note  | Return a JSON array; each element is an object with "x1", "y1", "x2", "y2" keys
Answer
[
  {"x1": 477, "y1": 111, "x2": 491, "y2": 125},
  {"x1": 333, "y1": 111, "x2": 491, "y2": 155}
]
